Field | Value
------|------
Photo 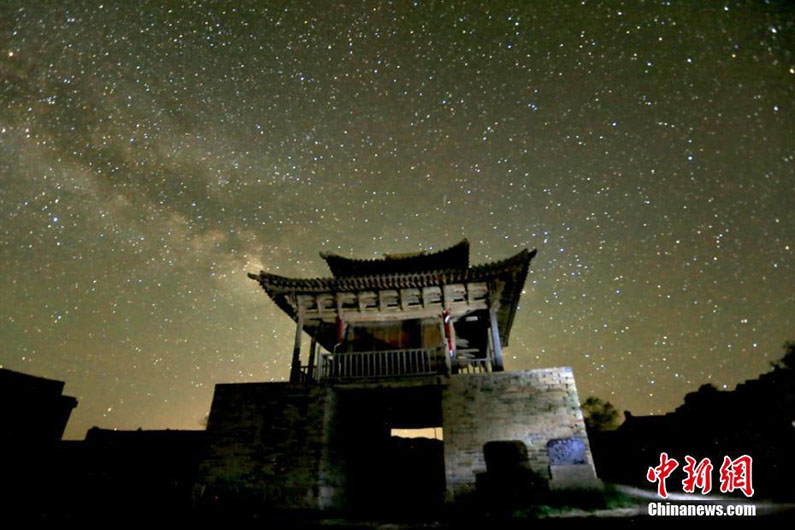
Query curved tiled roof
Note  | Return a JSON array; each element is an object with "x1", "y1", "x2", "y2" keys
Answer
[
  {"x1": 248, "y1": 246, "x2": 536, "y2": 347},
  {"x1": 319, "y1": 239, "x2": 470, "y2": 277}
]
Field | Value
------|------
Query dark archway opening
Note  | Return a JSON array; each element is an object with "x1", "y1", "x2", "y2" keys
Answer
[{"x1": 334, "y1": 384, "x2": 445, "y2": 517}]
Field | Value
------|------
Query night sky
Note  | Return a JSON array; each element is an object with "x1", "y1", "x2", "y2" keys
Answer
[{"x1": 1, "y1": 1, "x2": 792, "y2": 440}]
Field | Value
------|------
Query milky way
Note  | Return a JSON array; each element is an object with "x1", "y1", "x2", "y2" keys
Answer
[{"x1": 1, "y1": 1, "x2": 792, "y2": 439}]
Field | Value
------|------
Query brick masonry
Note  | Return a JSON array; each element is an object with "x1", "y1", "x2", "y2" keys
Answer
[
  {"x1": 197, "y1": 367, "x2": 598, "y2": 510},
  {"x1": 442, "y1": 368, "x2": 597, "y2": 498}
]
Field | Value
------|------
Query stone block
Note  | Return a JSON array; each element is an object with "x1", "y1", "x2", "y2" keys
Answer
[{"x1": 549, "y1": 464, "x2": 603, "y2": 491}]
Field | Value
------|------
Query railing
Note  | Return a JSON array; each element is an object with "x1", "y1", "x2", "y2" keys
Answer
[
  {"x1": 317, "y1": 347, "x2": 445, "y2": 380},
  {"x1": 297, "y1": 350, "x2": 497, "y2": 382},
  {"x1": 455, "y1": 357, "x2": 494, "y2": 374}
]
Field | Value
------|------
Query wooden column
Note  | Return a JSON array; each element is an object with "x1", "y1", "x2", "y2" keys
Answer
[
  {"x1": 489, "y1": 300, "x2": 504, "y2": 372},
  {"x1": 486, "y1": 328, "x2": 495, "y2": 372},
  {"x1": 307, "y1": 335, "x2": 317, "y2": 382},
  {"x1": 448, "y1": 314, "x2": 457, "y2": 354},
  {"x1": 441, "y1": 285, "x2": 453, "y2": 376},
  {"x1": 316, "y1": 346, "x2": 324, "y2": 380},
  {"x1": 290, "y1": 305, "x2": 304, "y2": 383},
  {"x1": 442, "y1": 315, "x2": 452, "y2": 376}
]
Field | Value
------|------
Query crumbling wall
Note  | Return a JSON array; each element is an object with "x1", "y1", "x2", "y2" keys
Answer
[
  {"x1": 441, "y1": 368, "x2": 597, "y2": 499},
  {"x1": 197, "y1": 382, "x2": 329, "y2": 510}
]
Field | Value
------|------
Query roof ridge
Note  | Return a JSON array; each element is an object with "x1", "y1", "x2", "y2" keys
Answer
[{"x1": 319, "y1": 238, "x2": 469, "y2": 264}]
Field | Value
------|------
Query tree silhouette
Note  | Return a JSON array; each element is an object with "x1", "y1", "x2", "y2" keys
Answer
[
  {"x1": 581, "y1": 396, "x2": 620, "y2": 431},
  {"x1": 771, "y1": 341, "x2": 795, "y2": 371}
]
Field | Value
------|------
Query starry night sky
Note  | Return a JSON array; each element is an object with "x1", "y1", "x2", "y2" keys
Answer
[{"x1": 1, "y1": 1, "x2": 792, "y2": 439}]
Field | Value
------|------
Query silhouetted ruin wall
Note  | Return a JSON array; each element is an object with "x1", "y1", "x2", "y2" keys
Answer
[{"x1": 442, "y1": 368, "x2": 597, "y2": 499}]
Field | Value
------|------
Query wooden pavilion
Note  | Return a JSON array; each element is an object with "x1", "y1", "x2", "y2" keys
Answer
[{"x1": 247, "y1": 239, "x2": 537, "y2": 382}]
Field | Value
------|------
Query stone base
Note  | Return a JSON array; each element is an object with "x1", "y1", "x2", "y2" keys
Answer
[
  {"x1": 197, "y1": 367, "x2": 601, "y2": 511},
  {"x1": 549, "y1": 464, "x2": 603, "y2": 491}
]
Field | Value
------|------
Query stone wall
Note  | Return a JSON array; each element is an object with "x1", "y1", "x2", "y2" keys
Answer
[
  {"x1": 198, "y1": 367, "x2": 597, "y2": 510},
  {"x1": 198, "y1": 382, "x2": 329, "y2": 510},
  {"x1": 441, "y1": 368, "x2": 596, "y2": 499}
]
